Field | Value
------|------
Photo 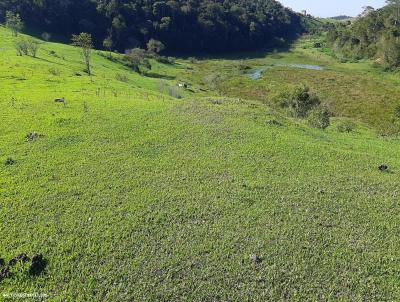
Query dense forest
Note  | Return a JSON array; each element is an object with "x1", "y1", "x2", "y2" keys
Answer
[
  {"x1": 0, "y1": 0, "x2": 305, "y2": 53},
  {"x1": 327, "y1": 1, "x2": 400, "y2": 69}
]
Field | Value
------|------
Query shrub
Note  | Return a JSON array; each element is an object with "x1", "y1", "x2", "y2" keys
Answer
[
  {"x1": 14, "y1": 38, "x2": 39, "y2": 57},
  {"x1": 155, "y1": 56, "x2": 170, "y2": 64},
  {"x1": 378, "y1": 123, "x2": 400, "y2": 137},
  {"x1": 157, "y1": 80, "x2": 183, "y2": 99},
  {"x1": 236, "y1": 61, "x2": 251, "y2": 72},
  {"x1": 307, "y1": 106, "x2": 330, "y2": 129},
  {"x1": 48, "y1": 67, "x2": 61, "y2": 76},
  {"x1": 203, "y1": 73, "x2": 219, "y2": 89},
  {"x1": 167, "y1": 57, "x2": 175, "y2": 64},
  {"x1": 27, "y1": 38, "x2": 39, "y2": 57},
  {"x1": 115, "y1": 73, "x2": 129, "y2": 82},
  {"x1": 14, "y1": 38, "x2": 29, "y2": 56},
  {"x1": 41, "y1": 32, "x2": 51, "y2": 41},
  {"x1": 83, "y1": 101, "x2": 89, "y2": 113},
  {"x1": 283, "y1": 86, "x2": 321, "y2": 118},
  {"x1": 147, "y1": 39, "x2": 165, "y2": 55},
  {"x1": 125, "y1": 48, "x2": 150, "y2": 73},
  {"x1": 5, "y1": 157, "x2": 15, "y2": 166},
  {"x1": 156, "y1": 56, "x2": 175, "y2": 64},
  {"x1": 337, "y1": 120, "x2": 356, "y2": 133}
]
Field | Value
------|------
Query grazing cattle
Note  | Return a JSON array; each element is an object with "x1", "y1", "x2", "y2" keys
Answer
[
  {"x1": 379, "y1": 164, "x2": 388, "y2": 172},
  {"x1": 54, "y1": 98, "x2": 65, "y2": 103}
]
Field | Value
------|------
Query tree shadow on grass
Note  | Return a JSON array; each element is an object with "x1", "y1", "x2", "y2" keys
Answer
[
  {"x1": 172, "y1": 34, "x2": 301, "y2": 61},
  {"x1": 144, "y1": 72, "x2": 176, "y2": 80}
]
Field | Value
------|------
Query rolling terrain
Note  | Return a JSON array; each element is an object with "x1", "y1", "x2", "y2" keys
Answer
[{"x1": 1, "y1": 26, "x2": 400, "y2": 301}]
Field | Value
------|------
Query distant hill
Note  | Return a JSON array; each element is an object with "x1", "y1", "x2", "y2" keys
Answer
[
  {"x1": 0, "y1": 0, "x2": 305, "y2": 54},
  {"x1": 329, "y1": 15, "x2": 353, "y2": 21}
]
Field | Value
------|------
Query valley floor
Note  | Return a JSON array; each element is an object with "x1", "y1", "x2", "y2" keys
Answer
[{"x1": 1, "y1": 27, "x2": 400, "y2": 301}]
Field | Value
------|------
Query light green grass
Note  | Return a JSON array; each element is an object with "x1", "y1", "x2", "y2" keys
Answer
[{"x1": 1, "y1": 27, "x2": 400, "y2": 301}]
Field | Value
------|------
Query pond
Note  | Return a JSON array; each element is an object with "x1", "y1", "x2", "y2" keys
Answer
[
  {"x1": 247, "y1": 63, "x2": 324, "y2": 80},
  {"x1": 287, "y1": 64, "x2": 324, "y2": 71}
]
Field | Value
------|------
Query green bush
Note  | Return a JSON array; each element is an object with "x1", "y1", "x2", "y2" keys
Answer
[
  {"x1": 307, "y1": 106, "x2": 330, "y2": 129},
  {"x1": 155, "y1": 56, "x2": 175, "y2": 64},
  {"x1": 167, "y1": 57, "x2": 175, "y2": 64},
  {"x1": 14, "y1": 38, "x2": 29, "y2": 56},
  {"x1": 27, "y1": 38, "x2": 39, "y2": 57},
  {"x1": 14, "y1": 38, "x2": 39, "y2": 57},
  {"x1": 115, "y1": 73, "x2": 129, "y2": 82},
  {"x1": 283, "y1": 86, "x2": 321, "y2": 118},
  {"x1": 48, "y1": 67, "x2": 61, "y2": 76},
  {"x1": 5, "y1": 157, "x2": 15, "y2": 166},
  {"x1": 337, "y1": 120, "x2": 356, "y2": 133},
  {"x1": 125, "y1": 48, "x2": 150, "y2": 73}
]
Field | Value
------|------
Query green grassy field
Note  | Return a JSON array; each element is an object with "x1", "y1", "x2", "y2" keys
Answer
[{"x1": 1, "y1": 26, "x2": 400, "y2": 301}]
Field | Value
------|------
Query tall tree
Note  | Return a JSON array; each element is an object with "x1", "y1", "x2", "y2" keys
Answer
[
  {"x1": 72, "y1": 33, "x2": 94, "y2": 75},
  {"x1": 387, "y1": 0, "x2": 400, "y2": 25},
  {"x1": 5, "y1": 11, "x2": 23, "y2": 36},
  {"x1": 103, "y1": 35, "x2": 113, "y2": 58}
]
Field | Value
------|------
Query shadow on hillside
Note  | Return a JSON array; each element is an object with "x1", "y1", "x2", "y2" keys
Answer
[
  {"x1": 22, "y1": 26, "x2": 300, "y2": 63},
  {"x1": 145, "y1": 72, "x2": 176, "y2": 80},
  {"x1": 171, "y1": 34, "x2": 301, "y2": 61}
]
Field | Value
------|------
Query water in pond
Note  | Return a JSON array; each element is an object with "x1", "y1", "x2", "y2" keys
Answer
[
  {"x1": 287, "y1": 64, "x2": 323, "y2": 71},
  {"x1": 249, "y1": 69, "x2": 263, "y2": 80},
  {"x1": 247, "y1": 63, "x2": 323, "y2": 80}
]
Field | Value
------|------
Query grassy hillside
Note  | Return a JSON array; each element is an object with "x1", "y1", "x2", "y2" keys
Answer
[{"x1": 1, "y1": 27, "x2": 400, "y2": 301}]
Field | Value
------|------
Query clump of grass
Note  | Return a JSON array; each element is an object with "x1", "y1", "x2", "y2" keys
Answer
[
  {"x1": 26, "y1": 131, "x2": 43, "y2": 142},
  {"x1": 4, "y1": 157, "x2": 15, "y2": 166},
  {"x1": 158, "y1": 80, "x2": 183, "y2": 99},
  {"x1": 14, "y1": 38, "x2": 39, "y2": 57},
  {"x1": 203, "y1": 73, "x2": 219, "y2": 89},
  {"x1": 337, "y1": 120, "x2": 356, "y2": 133},
  {"x1": 155, "y1": 56, "x2": 175, "y2": 65},
  {"x1": 49, "y1": 50, "x2": 59, "y2": 57},
  {"x1": 83, "y1": 101, "x2": 89, "y2": 113},
  {"x1": 115, "y1": 73, "x2": 129, "y2": 83},
  {"x1": 14, "y1": 38, "x2": 29, "y2": 56},
  {"x1": 188, "y1": 57, "x2": 197, "y2": 64},
  {"x1": 307, "y1": 106, "x2": 331, "y2": 129},
  {"x1": 266, "y1": 119, "x2": 284, "y2": 127},
  {"x1": 48, "y1": 67, "x2": 61, "y2": 76}
]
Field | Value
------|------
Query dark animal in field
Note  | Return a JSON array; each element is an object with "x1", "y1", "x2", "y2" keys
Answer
[
  {"x1": 379, "y1": 165, "x2": 388, "y2": 172},
  {"x1": 0, "y1": 267, "x2": 11, "y2": 281},
  {"x1": 250, "y1": 254, "x2": 262, "y2": 264},
  {"x1": 54, "y1": 97, "x2": 65, "y2": 103},
  {"x1": 314, "y1": 42, "x2": 322, "y2": 48},
  {"x1": 29, "y1": 253, "x2": 46, "y2": 276},
  {"x1": 8, "y1": 258, "x2": 17, "y2": 266},
  {"x1": 8, "y1": 253, "x2": 29, "y2": 266},
  {"x1": 0, "y1": 258, "x2": 5, "y2": 267},
  {"x1": 17, "y1": 253, "x2": 29, "y2": 263}
]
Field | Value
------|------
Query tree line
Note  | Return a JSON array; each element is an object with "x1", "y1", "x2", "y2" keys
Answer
[
  {"x1": 0, "y1": 0, "x2": 305, "y2": 54},
  {"x1": 327, "y1": 0, "x2": 400, "y2": 69}
]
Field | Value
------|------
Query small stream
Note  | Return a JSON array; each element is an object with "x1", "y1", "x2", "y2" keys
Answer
[{"x1": 248, "y1": 63, "x2": 324, "y2": 80}]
